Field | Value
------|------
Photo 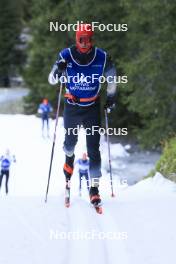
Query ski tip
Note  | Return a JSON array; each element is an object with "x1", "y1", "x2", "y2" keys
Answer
[
  {"x1": 65, "y1": 204, "x2": 70, "y2": 208},
  {"x1": 65, "y1": 198, "x2": 70, "y2": 208},
  {"x1": 95, "y1": 206, "x2": 103, "y2": 214}
]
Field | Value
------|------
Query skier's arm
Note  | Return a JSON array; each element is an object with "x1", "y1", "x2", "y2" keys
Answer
[
  {"x1": 104, "y1": 54, "x2": 117, "y2": 111},
  {"x1": 48, "y1": 54, "x2": 67, "y2": 85},
  {"x1": 49, "y1": 104, "x2": 53, "y2": 112},
  {"x1": 37, "y1": 104, "x2": 43, "y2": 114},
  {"x1": 12, "y1": 155, "x2": 16, "y2": 163},
  {"x1": 74, "y1": 159, "x2": 79, "y2": 165}
]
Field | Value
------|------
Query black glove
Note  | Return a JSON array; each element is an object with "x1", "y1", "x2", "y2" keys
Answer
[
  {"x1": 104, "y1": 96, "x2": 116, "y2": 113},
  {"x1": 56, "y1": 59, "x2": 67, "y2": 72}
]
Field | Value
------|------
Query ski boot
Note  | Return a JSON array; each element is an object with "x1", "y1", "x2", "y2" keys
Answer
[{"x1": 89, "y1": 186, "x2": 102, "y2": 214}]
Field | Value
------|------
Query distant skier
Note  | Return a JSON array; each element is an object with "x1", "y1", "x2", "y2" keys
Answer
[
  {"x1": 48, "y1": 23, "x2": 117, "y2": 211},
  {"x1": 76, "y1": 153, "x2": 90, "y2": 196},
  {"x1": 38, "y1": 98, "x2": 53, "y2": 137},
  {"x1": 0, "y1": 149, "x2": 16, "y2": 194}
]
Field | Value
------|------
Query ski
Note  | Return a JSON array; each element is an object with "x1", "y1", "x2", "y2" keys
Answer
[{"x1": 65, "y1": 182, "x2": 70, "y2": 208}]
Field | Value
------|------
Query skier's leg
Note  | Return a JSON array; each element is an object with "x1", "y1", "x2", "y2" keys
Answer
[
  {"x1": 87, "y1": 132, "x2": 101, "y2": 182},
  {"x1": 82, "y1": 101, "x2": 102, "y2": 204},
  {"x1": 79, "y1": 173, "x2": 83, "y2": 196},
  {"x1": 85, "y1": 172, "x2": 90, "y2": 191},
  {"x1": 5, "y1": 171, "x2": 9, "y2": 194},
  {"x1": 42, "y1": 117, "x2": 45, "y2": 136},
  {"x1": 0, "y1": 170, "x2": 3, "y2": 190},
  {"x1": 46, "y1": 117, "x2": 50, "y2": 137},
  {"x1": 63, "y1": 103, "x2": 81, "y2": 181},
  {"x1": 63, "y1": 132, "x2": 77, "y2": 182},
  {"x1": 44, "y1": 117, "x2": 48, "y2": 137},
  {"x1": 63, "y1": 103, "x2": 81, "y2": 158},
  {"x1": 63, "y1": 154, "x2": 75, "y2": 183},
  {"x1": 83, "y1": 103, "x2": 101, "y2": 180}
]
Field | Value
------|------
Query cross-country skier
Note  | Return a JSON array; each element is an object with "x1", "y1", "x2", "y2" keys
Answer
[
  {"x1": 38, "y1": 98, "x2": 53, "y2": 137},
  {"x1": 76, "y1": 153, "x2": 90, "y2": 196},
  {"x1": 48, "y1": 23, "x2": 116, "y2": 211},
  {"x1": 0, "y1": 149, "x2": 16, "y2": 194}
]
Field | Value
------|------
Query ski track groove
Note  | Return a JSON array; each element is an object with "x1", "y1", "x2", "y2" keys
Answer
[
  {"x1": 83, "y1": 201, "x2": 110, "y2": 264},
  {"x1": 65, "y1": 196, "x2": 109, "y2": 264},
  {"x1": 65, "y1": 198, "x2": 93, "y2": 264},
  {"x1": 44, "y1": 194, "x2": 72, "y2": 264},
  {"x1": 97, "y1": 199, "x2": 130, "y2": 264},
  {"x1": 62, "y1": 195, "x2": 74, "y2": 264}
]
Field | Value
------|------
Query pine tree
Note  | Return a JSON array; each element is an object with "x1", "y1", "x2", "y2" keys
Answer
[
  {"x1": 23, "y1": 0, "x2": 175, "y2": 147},
  {"x1": 23, "y1": 0, "x2": 70, "y2": 113},
  {"x1": 122, "y1": 0, "x2": 176, "y2": 147},
  {"x1": 0, "y1": 0, "x2": 23, "y2": 87}
]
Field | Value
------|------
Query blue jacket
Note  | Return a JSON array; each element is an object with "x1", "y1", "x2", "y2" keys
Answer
[
  {"x1": 38, "y1": 103, "x2": 53, "y2": 118},
  {"x1": 0, "y1": 155, "x2": 16, "y2": 171},
  {"x1": 77, "y1": 159, "x2": 89, "y2": 174},
  {"x1": 60, "y1": 47, "x2": 106, "y2": 106}
]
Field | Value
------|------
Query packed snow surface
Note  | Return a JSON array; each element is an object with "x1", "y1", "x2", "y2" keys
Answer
[{"x1": 0, "y1": 115, "x2": 175, "y2": 264}]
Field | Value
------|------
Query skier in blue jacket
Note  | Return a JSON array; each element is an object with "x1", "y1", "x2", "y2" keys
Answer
[
  {"x1": 48, "y1": 24, "x2": 117, "y2": 207},
  {"x1": 76, "y1": 153, "x2": 90, "y2": 196},
  {"x1": 0, "y1": 149, "x2": 16, "y2": 194},
  {"x1": 38, "y1": 98, "x2": 53, "y2": 137}
]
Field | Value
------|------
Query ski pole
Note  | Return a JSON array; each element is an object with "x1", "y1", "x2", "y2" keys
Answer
[
  {"x1": 104, "y1": 109, "x2": 115, "y2": 197},
  {"x1": 45, "y1": 83, "x2": 63, "y2": 202}
]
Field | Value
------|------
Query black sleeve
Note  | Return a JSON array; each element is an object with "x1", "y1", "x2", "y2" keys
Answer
[
  {"x1": 104, "y1": 53, "x2": 116, "y2": 74},
  {"x1": 49, "y1": 54, "x2": 64, "y2": 79},
  {"x1": 104, "y1": 53, "x2": 117, "y2": 98}
]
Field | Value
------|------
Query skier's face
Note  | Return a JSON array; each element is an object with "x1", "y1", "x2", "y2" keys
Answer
[
  {"x1": 76, "y1": 24, "x2": 94, "y2": 54},
  {"x1": 43, "y1": 99, "x2": 48, "y2": 105},
  {"x1": 77, "y1": 34, "x2": 93, "y2": 53}
]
